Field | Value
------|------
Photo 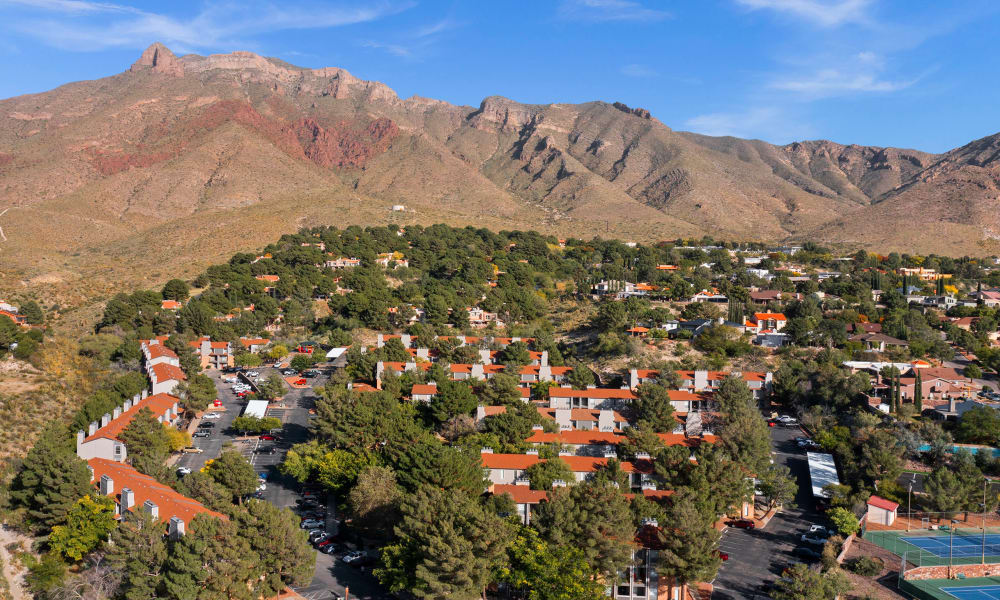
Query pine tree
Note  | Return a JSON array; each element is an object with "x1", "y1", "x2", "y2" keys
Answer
[
  {"x1": 914, "y1": 370, "x2": 923, "y2": 414},
  {"x1": 233, "y1": 500, "x2": 315, "y2": 597},
  {"x1": 657, "y1": 491, "x2": 723, "y2": 587},
  {"x1": 162, "y1": 514, "x2": 257, "y2": 600},
  {"x1": 895, "y1": 374, "x2": 902, "y2": 410},
  {"x1": 107, "y1": 510, "x2": 168, "y2": 600},
  {"x1": 11, "y1": 425, "x2": 93, "y2": 532},
  {"x1": 118, "y1": 407, "x2": 170, "y2": 475}
]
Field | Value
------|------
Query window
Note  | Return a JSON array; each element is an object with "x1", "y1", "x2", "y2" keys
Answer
[
  {"x1": 617, "y1": 586, "x2": 630, "y2": 597},
  {"x1": 632, "y1": 587, "x2": 646, "y2": 597}
]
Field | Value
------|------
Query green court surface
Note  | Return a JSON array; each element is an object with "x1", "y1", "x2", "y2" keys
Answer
[
  {"x1": 901, "y1": 577, "x2": 1000, "y2": 600},
  {"x1": 865, "y1": 528, "x2": 1000, "y2": 567}
]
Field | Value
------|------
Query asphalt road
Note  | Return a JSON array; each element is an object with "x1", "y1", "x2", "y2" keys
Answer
[
  {"x1": 713, "y1": 424, "x2": 826, "y2": 600},
  {"x1": 175, "y1": 363, "x2": 389, "y2": 600}
]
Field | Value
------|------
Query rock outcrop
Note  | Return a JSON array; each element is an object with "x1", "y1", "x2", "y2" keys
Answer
[{"x1": 131, "y1": 42, "x2": 184, "y2": 77}]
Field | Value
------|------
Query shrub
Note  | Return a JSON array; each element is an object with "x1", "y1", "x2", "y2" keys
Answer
[
  {"x1": 847, "y1": 556, "x2": 883, "y2": 577},
  {"x1": 828, "y1": 506, "x2": 860, "y2": 535}
]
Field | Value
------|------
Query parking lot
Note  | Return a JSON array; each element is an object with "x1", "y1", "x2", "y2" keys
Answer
[
  {"x1": 174, "y1": 360, "x2": 389, "y2": 600},
  {"x1": 712, "y1": 423, "x2": 827, "y2": 599}
]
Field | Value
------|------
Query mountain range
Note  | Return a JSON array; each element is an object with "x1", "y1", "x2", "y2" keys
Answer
[{"x1": 1, "y1": 43, "x2": 998, "y2": 314}]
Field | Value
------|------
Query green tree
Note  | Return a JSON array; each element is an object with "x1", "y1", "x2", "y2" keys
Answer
[
  {"x1": 500, "y1": 526, "x2": 606, "y2": 600},
  {"x1": 205, "y1": 449, "x2": 259, "y2": 504},
  {"x1": 565, "y1": 360, "x2": 595, "y2": 389},
  {"x1": 174, "y1": 471, "x2": 233, "y2": 514},
  {"x1": 715, "y1": 377, "x2": 772, "y2": 475},
  {"x1": 162, "y1": 514, "x2": 257, "y2": 600},
  {"x1": 231, "y1": 415, "x2": 282, "y2": 435},
  {"x1": 182, "y1": 373, "x2": 217, "y2": 413},
  {"x1": 924, "y1": 465, "x2": 965, "y2": 518},
  {"x1": 48, "y1": 494, "x2": 118, "y2": 561},
  {"x1": 395, "y1": 439, "x2": 486, "y2": 494},
  {"x1": 771, "y1": 563, "x2": 851, "y2": 600},
  {"x1": 524, "y1": 458, "x2": 574, "y2": 490},
  {"x1": 956, "y1": 405, "x2": 1000, "y2": 445},
  {"x1": 107, "y1": 510, "x2": 168, "y2": 600},
  {"x1": 268, "y1": 344, "x2": 289, "y2": 361},
  {"x1": 757, "y1": 464, "x2": 797, "y2": 512},
  {"x1": 859, "y1": 429, "x2": 903, "y2": 487},
  {"x1": 632, "y1": 383, "x2": 676, "y2": 431},
  {"x1": 279, "y1": 440, "x2": 372, "y2": 495},
  {"x1": 119, "y1": 407, "x2": 170, "y2": 475},
  {"x1": 233, "y1": 500, "x2": 315, "y2": 596},
  {"x1": 11, "y1": 425, "x2": 93, "y2": 531},
  {"x1": 534, "y1": 481, "x2": 634, "y2": 579},
  {"x1": 234, "y1": 352, "x2": 263, "y2": 369},
  {"x1": 914, "y1": 369, "x2": 923, "y2": 413},
  {"x1": 656, "y1": 492, "x2": 722, "y2": 587},
  {"x1": 162, "y1": 279, "x2": 190, "y2": 302},
  {"x1": 20, "y1": 300, "x2": 44, "y2": 325},
  {"x1": 828, "y1": 507, "x2": 860, "y2": 536},
  {"x1": 429, "y1": 381, "x2": 477, "y2": 425},
  {"x1": 290, "y1": 353, "x2": 317, "y2": 372},
  {"x1": 349, "y1": 465, "x2": 402, "y2": 537},
  {"x1": 377, "y1": 485, "x2": 514, "y2": 600}
]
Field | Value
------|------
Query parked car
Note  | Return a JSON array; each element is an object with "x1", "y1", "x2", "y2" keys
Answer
[
  {"x1": 282, "y1": 369, "x2": 297, "y2": 376},
  {"x1": 808, "y1": 525, "x2": 831, "y2": 536},
  {"x1": 320, "y1": 544, "x2": 337, "y2": 555},
  {"x1": 727, "y1": 519, "x2": 755, "y2": 530},
  {"x1": 260, "y1": 434, "x2": 278, "y2": 441},
  {"x1": 303, "y1": 369, "x2": 321, "y2": 377},
  {"x1": 181, "y1": 446, "x2": 204, "y2": 453},
  {"x1": 714, "y1": 550, "x2": 729, "y2": 561},
  {"x1": 341, "y1": 551, "x2": 364, "y2": 564},
  {"x1": 777, "y1": 415, "x2": 798, "y2": 424},
  {"x1": 308, "y1": 530, "x2": 328, "y2": 541},
  {"x1": 198, "y1": 422, "x2": 215, "y2": 429},
  {"x1": 177, "y1": 467, "x2": 192, "y2": 475},
  {"x1": 351, "y1": 554, "x2": 376, "y2": 568},
  {"x1": 800, "y1": 534, "x2": 828, "y2": 546},
  {"x1": 202, "y1": 413, "x2": 222, "y2": 420},
  {"x1": 300, "y1": 519, "x2": 323, "y2": 529},
  {"x1": 192, "y1": 431, "x2": 211, "y2": 438},
  {"x1": 794, "y1": 546, "x2": 822, "y2": 559},
  {"x1": 246, "y1": 371, "x2": 259, "y2": 377},
  {"x1": 316, "y1": 539, "x2": 335, "y2": 549},
  {"x1": 213, "y1": 399, "x2": 223, "y2": 407}
]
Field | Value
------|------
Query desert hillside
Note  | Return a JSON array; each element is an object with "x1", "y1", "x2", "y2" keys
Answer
[{"x1": 0, "y1": 43, "x2": 998, "y2": 318}]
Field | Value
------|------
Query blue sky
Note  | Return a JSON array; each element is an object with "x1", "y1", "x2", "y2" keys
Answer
[{"x1": 0, "y1": 0, "x2": 997, "y2": 152}]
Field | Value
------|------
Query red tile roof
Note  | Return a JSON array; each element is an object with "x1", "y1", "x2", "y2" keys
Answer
[
  {"x1": 85, "y1": 393, "x2": 179, "y2": 443},
  {"x1": 144, "y1": 344, "x2": 178, "y2": 360},
  {"x1": 753, "y1": 312, "x2": 787, "y2": 321},
  {"x1": 548, "y1": 387, "x2": 636, "y2": 400},
  {"x1": 88, "y1": 458, "x2": 225, "y2": 527},
  {"x1": 491, "y1": 484, "x2": 549, "y2": 504},
  {"x1": 149, "y1": 362, "x2": 187, "y2": 383},
  {"x1": 161, "y1": 300, "x2": 183, "y2": 310},
  {"x1": 239, "y1": 337, "x2": 269, "y2": 348},
  {"x1": 867, "y1": 495, "x2": 899, "y2": 511},
  {"x1": 255, "y1": 275, "x2": 280, "y2": 283},
  {"x1": 481, "y1": 453, "x2": 541, "y2": 470},
  {"x1": 480, "y1": 406, "x2": 508, "y2": 417},
  {"x1": 411, "y1": 384, "x2": 438, "y2": 396}
]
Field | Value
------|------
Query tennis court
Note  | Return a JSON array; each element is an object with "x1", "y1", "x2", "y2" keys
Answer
[
  {"x1": 940, "y1": 584, "x2": 1000, "y2": 599},
  {"x1": 902, "y1": 534, "x2": 1000, "y2": 558}
]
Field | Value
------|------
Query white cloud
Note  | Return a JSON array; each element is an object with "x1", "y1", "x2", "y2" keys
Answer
[
  {"x1": 684, "y1": 107, "x2": 815, "y2": 142},
  {"x1": 769, "y1": 52, "x2": 923, "y2": 99},
  {"x1": 620, "y1": 63, "x2": 657, "y2": 78},
  {"x1": 362, "y1": 18, "x2": 461, "y2": 60},
  {"x1": 558, "y1": 0, "x2": 670, "y2": 22},
  {"x1": 735, "y1": 0, "x2": 872, "y2": 27},
  {"x1": 1, "y1": 0, "x2": 412, "y2": 52}
]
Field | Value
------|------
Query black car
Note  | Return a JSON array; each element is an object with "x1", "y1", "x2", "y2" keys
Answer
[
  {"x1": 198, "y1": 422, "x2": 215, "y2": 429},
  {"x1": 794, "y1": 546, "x2": 822, "y2": 560}
]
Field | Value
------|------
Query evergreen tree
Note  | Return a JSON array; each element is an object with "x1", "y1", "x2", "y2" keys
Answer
[
  {"x1": 914, "y1": 370, "x2": 923, "y2": 413},
  {"x1": 533, "y1": 481, "x2": 634, "y2": 579},
  {"x1": 107, "y1": 510, "x2": 168, "y2": 600},
  {"x1": 715, "y1": 377, "x2": 771, "y2": 475},
  {"x1": 11, "y1": 425, "x2": 93, "y2": 532},
  {"x1": 632, "y1": 383, "x2": 676, "y2": 432},
  {"x1": 162, "y1": 514, "x2": 257, "y2": 600},
  {"x1": 19, "y1": 300, "x2": 44, "y2": 325},
  {"x1": 233, "y1": 500, "x2": 315, "y2": 596},
  {"x1": 656, "y1": 492, "x2": 722, "y2": 587},
  {"x1": 377, "y1": 485, "x2": 513, "y2": 600},
  {"x1": 118, "y1": 407, "x2": 170, "y2": 475},
  {"x1": 205, "y1": 449, "x2": 260, "y2": 504},
  {"x1": 395, "y1": 439, "x2": 486, "y2": 494}
]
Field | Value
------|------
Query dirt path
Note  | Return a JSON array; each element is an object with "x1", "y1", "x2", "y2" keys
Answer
[{"x1": 0, "y1": 525, "x2": 31, "y2": 600}]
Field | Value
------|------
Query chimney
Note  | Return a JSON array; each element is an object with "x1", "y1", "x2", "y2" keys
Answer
[
  {"x1": 400, "y1": 334, "x2": 411, "y2": 347},
  {"x1": 87, "y1": 465, "x2": 94, "y2": 482},
  {"x1": 636, "y1": 452, "x2": 652, "y2": 460},
  {"x1": 168, "y1": 517, "x2": 185, "y2": 539},
  {"x1": 641, "y1": 518, "x2": 659, "y2": 528},
  {"x1": 641, "y1": 481, "x2": 657, "y2": 491},
  {"x1": 559, "y1": 451, "x2": 574, "y2": 457},
  {"x1": 552, "y1": 479, "x2": 568, "y2": 488},
  {"x1": 143, "y1": 500, "x2": 158, "y2": 520},
  {"x1": 531, "y1": 424, "x2": 543, "y2": 430},
  {"x1": 526, "y1": 449, "x2": 539, "y2": 455},
  {"x1": 88, "y1": 421, "x2": 98, "y2": 436},
  {"x1": 112, "y1": 406, "x2": 121, "y2": 420},
  {"x1": 76, "y1": 430, "x2": 85, "y2": 451},
  {"x1": 121, "y1": 487, "x2": 135, "y2": 510},
  {"x1": 482, "y1": 447, "x2": 494, "y2": 454},
  {"x1": 950, "y1": 397, "x2": 958, "y2": 413},
  {"x1": 99, "y1": 474, "x2": 114, "y2": 496},
  {"x1": 101, "y1": 413, "x2": 111, "y2": 428},
  {"x1": 602, "y1": 447, "x2": 617, "y2": 458},
  {"x1": 376, "y1": 334, "x2": 385, "y2": 348},
  {"x1": 514, "y1": 477, "x2": 530, "y2": 486},
  {"x1": 141, "y1": 389, "x2": 148, "y2": 399},
  {"x1": 124, "y1": 398, "x2": 133, "y2": 411}
]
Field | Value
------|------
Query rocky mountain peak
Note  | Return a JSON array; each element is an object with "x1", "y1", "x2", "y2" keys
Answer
[{"x1": 131, "y1": 42, "x2": 183, "y2": 77}]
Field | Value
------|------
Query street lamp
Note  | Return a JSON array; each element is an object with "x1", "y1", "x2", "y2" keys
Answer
[
  {"x1": 984, "y1": 479, "x2": 991, "y2": 565},
  {"x1": 907, "y1": 484, "x2": 913, "y2": 532}
]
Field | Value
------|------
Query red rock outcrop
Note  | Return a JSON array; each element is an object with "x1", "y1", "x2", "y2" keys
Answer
[
  {"x1": 131, "y1": 42, "x2": 184, "y2": 77},
  {"x1": 296, "y1": 117, "x2": 398, "y2": 169}
]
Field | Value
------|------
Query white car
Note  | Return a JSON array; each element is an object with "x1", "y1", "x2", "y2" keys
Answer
[
  {"x1": 202, "y1": 413, "x2": 222, "y2": 420},
  {"x1": 257, "y1": 483, "x2": 267, "y2": 492},
  {"x1": 801, "y1": 533, "x2": 828, "y2": 546},
  {"x1": 808, "y1": 525, "x2": 831, "y2": 536},
  {"x1": 300, "y1": 519, "x2": 323, "y2": 529},
  {"x1": 341, "y1": 551, "x2": 364, "y2": 564},
  {"x1": 777, "y1": 415, "x2": 798, "y2": 424},
  {"x1": 177, "y1": 467, "x2": 192, "y2": 475}
]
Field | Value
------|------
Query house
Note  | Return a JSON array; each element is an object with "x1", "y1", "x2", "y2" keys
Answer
[
  {"x1": 488, "y1": 483, "x2": 550, "y2": 525},
  {"x1": 626, "y1": 521, "x2": 708, "y2": 600},
  {"x1": 689, "y1": 289, "x2": 728, "y2": 303},
  {"x1": 748, "y1": 290, "x2": 783, "y2": 303},
  {"x1": 481, "y1": 450, "x2": 656, "y2": 488},
  {"x1": 626, "y1": 326, "x2": 650, "y2": 337},
  {"x1": 324, "y1": 257, "x2": 361, "y2": 269},
  {"x1": 846, "y1": 322, "x2": 882, "y2": 334},
  {"x1": 0, "y1": 309, "x2": 27, "y2": 327},
  {"x1": 676, "y1": 318, "x2": 713, "y2": 337},
  {"x1": 76, "y1": 392, "x2": 181, "y2": 462},
  {"x1": 745, "y1": 312, "x2": 787, "y2": 334},
  {"x1": 141, "y1": 341, "x2": 179, "y2": 369},
  {"x1": 87, "y1": 457, "x2": 224, "y2": 538},
  {"x1": 468, "y1": 307, "x2": 504, "y2": 329},
  {"x1": 848, "y1": 332, "x2": 908, "y2": 353},
  {"x1": 239, "y1": 337, "x2": 270, "y2": 353},
  {"x1": 536, "y1": 407, "x2": 630, "y2": 432},
  {"x1": 188, "y1": 337, "x2": 234, "y2": 369},
  {"x1": 548, "y1": 387, "x2": 636, "y2": 410},
  {"x1": 676, "y1": 370, "x2": 773, "y2": 400},
  {"x1": 898, "y1": 267, "x2": 946, "y2": 281},
  {"x1": 148, "y1": 363, "x2": 187, "y2": 395},
  {"x1": 375, "y1": 252, "x2": 408, "y2": 269},
  {"x1": 922, "y1": 295, "x2": 958, "y2": 309},
  {"x1": 411, "y1": 383, "x2": 438, "y2": 403},
  {"x1": 255, "y1": 275, "x2": 280, "y2": 284},
  {"x1": 160, "y1": 299, "x2": 182, "y2": 310},
  {"x1": 968, "y1": 290, "x2": 1000, "y2": 307}
]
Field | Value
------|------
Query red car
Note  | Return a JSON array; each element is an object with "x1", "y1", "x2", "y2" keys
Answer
[
  {"x1": 260, "y1": 434, "x2": 277, "y2": 441},
  {"x1": 213, "y1": 399, "x2": 223, "y2": 407},
  {"x1": 727, "y1": 519, "x2": 755, "y2": 530},
  {"x1": 715, "y1": 550, "x2": 729, "y2": 561}
]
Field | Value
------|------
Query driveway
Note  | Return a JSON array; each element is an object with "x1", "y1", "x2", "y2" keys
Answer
[{"x1": 713, "y1": 424, "x2": 825, "y2": 599}]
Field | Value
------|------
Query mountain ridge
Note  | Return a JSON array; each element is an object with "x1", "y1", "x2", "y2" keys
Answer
[{"x1": 0, "y1": 43, "x2": 998, "y2": 314}]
